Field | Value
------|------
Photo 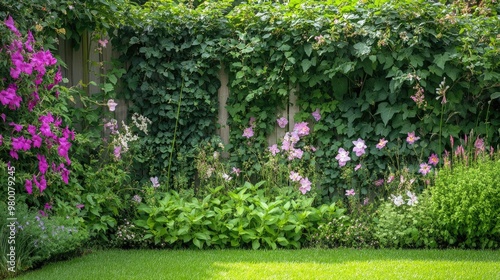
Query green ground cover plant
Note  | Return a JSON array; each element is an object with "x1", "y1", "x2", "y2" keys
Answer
[{"x1": 14, "y1": 249, "x2": 500, "y2": 280}]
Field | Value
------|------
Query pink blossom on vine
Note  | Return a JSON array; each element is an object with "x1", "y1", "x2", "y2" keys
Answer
[
  {"x1": 4, "y1": 16, "x2": 21, "y2": 36},
  {"x1": 352, "y1": 138, "x2": 367, "y2": 157},
  {"x1": 335, "y1": 148, "x2": 351, "y2": 167},
  {"x1": 406, "y1": 131, "x2": 420, "y2": 145},
  {"x1": 25, "y1": 179, "x2": 33, "y2": 194},
  {"x1": 376, "y1": 138, "x2": 388, "y2": 149},
  {"x1": 9, "y1": 122, "x2": 23, "y2": 132},
  {"x1": 299, "y1": 177, "x2": 312, "y2": 194},
  {"x1": 25, "y1": 30, "x2": 35, "y2": 52},
  {"x1": 268, "y1": 144, "x2": 280, "y2": 155},
  {"x1": 242, "y1": 127, "x2": 254, "y2": 138},
  {"x1": 277, "y1": 117, "x2": 288, "y2": 128},
  {"x1": 312, "y1": 108, "x2": 321, "y2": 121},
  {"x1": 345, "y1": 189, "x2": 355, "y2": 196},
  {"x1": 293, "y1": 122, "x2": 310, "y2": 137},
  {"x1": 37, "y1": 154, "x2": 48, "y2": 174},
  {"x1": 428, "y1": 153, "x2": 439, "y2": 166}
]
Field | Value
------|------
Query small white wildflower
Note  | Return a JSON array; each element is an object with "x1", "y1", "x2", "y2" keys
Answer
[
  {"x1": 406, "y1": 191, "x2": 418, "y2": 206},
  {"x1": 391, "y1": 194, "x2": 404, "y2": 207},
  {"x1": 222, "y1": 173, "x2": 232, "y2": 181}
]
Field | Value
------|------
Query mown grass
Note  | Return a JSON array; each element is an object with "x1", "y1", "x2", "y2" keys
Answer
[{"x1": 13, "y1": 249, "x2": 500, "y2": 280}]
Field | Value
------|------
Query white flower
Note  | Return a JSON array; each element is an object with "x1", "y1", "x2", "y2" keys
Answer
[
  {"x1": 213, "y1": 151, "x2": 220, "y2": 160},
  {"x1": 222, "y1": 173, "x2": 232, "y2": 181},
  {"x1": 131, "y1": 113, "x2": 152, "y2": 135},
  {"x1": 391, "y1": 195, "x2": 405, "y2": 206},
  {"x1": 391, "y1": 194, "x2": 404, "y2": 206},
  {"x1": 406, "y1": 191, "x2": 418, "y2": 206}
]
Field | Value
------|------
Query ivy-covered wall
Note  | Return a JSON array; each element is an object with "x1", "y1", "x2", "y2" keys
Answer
[{"x1": 115, "y1": 0, "x2": 500, "y2": 197}]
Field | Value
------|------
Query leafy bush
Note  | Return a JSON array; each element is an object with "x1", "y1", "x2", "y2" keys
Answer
[
  {"x1": 134, "y1": 181, "x2": 343, "y2": 249},
  {"x1": 429, "y1": 155, "x2": 500, "y2": 249},
  {"x1": 373, "y1": 192, "x2": 438, "y2": 249},
  {"x1": 309, "y1": 213, "x2": 378, "y2": 249},
  {"x1": 0, "y1": 203, "x2": 88, "y2": 278}
]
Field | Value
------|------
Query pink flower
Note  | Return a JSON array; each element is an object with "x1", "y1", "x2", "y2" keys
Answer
[
  {"x1": 32, "y1": 134, "x2": 42, "y2": 148},
  {"x1": 114, "y1": 146, "x2": 122, "y2": 159},
  {"x1": 4, "y1": 15, "x2": 21, "y2": 37},
  {"x1": 150, "y1": 176, "x2": 160, "y2": 188},
  {"x1": 352, "y1": 138, "x2": 367, "y2": 157},
  {"x1": 25, "y1": 31, "x2": 35, "y2": 52},
  {"x1": 44, "y1": 203, "x2": 52, "y2": 210},
  {"x1": 376, "y1": 138, "x2": 388, "y2": 149},
  {"x1": 277, "y1": 117, "x2": 288, "y2": 128},
  {"x1": 354, "y1": 164, "x2": 361, "y2": 171},
  {"x1": 374, "y1": 179, "x2": 384, "y2": 186},
  {"x1": 25, "y1": 179, "x2": 33, "y2": 194},
  {"x1": 107, "y1": 99, "x2": 118, "y2": 111},
  {"x1": 293, "y1": 122, "x2": 310, "y2": 137},
  {"x1": 288, "y1": 148, "x2": 304, "y2": 160},
  {"x1": 428, "y1": 153, "x2": 439, "y2": 166},
  {"x1": 290, "y1": 171, "x2": 302, "y2": 182},
  {"x1": 9, "y1": 122, "x2": 23, "y2": 132},
  {"x1": 37, "y1": 154, "x2": 48, "y2": 174},
  {"x1": 34, "y1": 175, "x2": 47, "y2": 193},
  {"x1": 474, "y1": 137, "x2": 485, "y2": 152},
  {"x1": 387, "y1": 175, "x2": 395, "y2": 183},
  {"x1": 345, "y1": 189, "x2": 355, "y2": 196},
  {"x1": 335, "y1": 148, "x2": 351, "y2": 167},
  {"x1": 242, "y1": 127, "x2": 254, "y2": 138},
  {"x1": 1, "y1": 114, "x2": 5, "y2": 122},
  {"x1": 419, "y1": 163, "x2": 431, "y2": 175},
  {"x1": 455, "y1": 145, "x2": 465, "y2": 157},
  {"x1": 249, "y1": 117, "x2": 256, "y2": 127},
  {"x1": 98, "y1": 39, "x2": 108, "y2": 48},
  {"x1": 268, "y1": 144, "x2": 280, "y2": 155},
  {"x1": 61, "y1": 167, "x2": 70, "y2": 184},
  {"x1": 299, "y1": 177, "x2": 312, "y2": 194},
  {"x1": 12, "y1": 136, "x2": 31, "y2": 151},
  {"x1": 406, "y1": 131, "x2": 420, "y2": 145},
  {"x1": 0, "y1": 135, "x2": 2, "y2": 146},
  {"x1": 76, "y1": 204, "x2": 85, "y2": 209},
  {"x1": 312, "y1": 108, "x2": 321, "y2": 121},
  {"x1": 231, "y1": 167, "x2": 241, "y2": 177}
]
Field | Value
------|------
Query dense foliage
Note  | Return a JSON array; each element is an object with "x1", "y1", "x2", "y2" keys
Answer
[{"x1": 115, "y1": 0, "x2": 500, "y2": 202}]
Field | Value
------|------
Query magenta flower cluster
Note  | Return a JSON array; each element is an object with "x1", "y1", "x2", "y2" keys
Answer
[{"x1": 1, "y1": 16, "x2": 73, "y2": 195}]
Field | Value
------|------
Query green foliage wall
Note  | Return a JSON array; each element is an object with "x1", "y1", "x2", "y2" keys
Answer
[
  {"x1": 115, "y1": 2, "x2": 230, "y2": 182},
  {"x1": 115, "y1": 0, "x2": 500, "y2": 196}
]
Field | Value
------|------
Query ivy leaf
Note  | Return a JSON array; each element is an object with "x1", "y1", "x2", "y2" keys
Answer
[
  {"x1": 376, "y1": 102, "x2": 400, "y2": 126},
  {"x1": 301, "y1": 59, "x2": 312, "y2": 73},
  {"x1": 304, "y1": 43, "x2": 312, "y2": 57},
  {"x1": 433, "y1": 53, "x2": 450, "y2": 70},
  {"x1": 108, "y1": 74, "x2": 117, "y2": 85},
  {"x1": 353, "y1": 42, "x2": 370, "y2": 57}
]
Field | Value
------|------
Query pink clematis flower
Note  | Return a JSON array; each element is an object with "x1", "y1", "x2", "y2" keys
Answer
[
  {"x1": 107, "y1": 99, "x2": 118, "y2": 111},
  {"x1": 277, "y1": 117, "x2": 288, "y2": 128},
  {"x1": 406, "y1": 131, "x2": 420, "y2": 145},
  {"x1": 376, "y1": 138, "x2": 388, "y2": 149},
  {"x1": 352, "y1": 138, "x2": 367, "y2": 157},
  {"x1": 428, "y1": 153, "x2": 439, "y2": 166},
  {"x1": 312, "y1": 108, "x2": 321, "y2": 121},
  {"x1": 243, "y1": 127, "x2": 254, "y2": 138},
  {"x1": 345, "y1": 189, "x2": 355, "y2": 196}
]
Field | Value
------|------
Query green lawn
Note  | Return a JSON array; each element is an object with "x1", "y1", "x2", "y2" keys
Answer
[{"x1": 14, "y1": 249, "x2": 500, "y2": 280}]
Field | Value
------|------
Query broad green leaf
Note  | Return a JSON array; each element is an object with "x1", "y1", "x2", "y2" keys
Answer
[
  {"x1": 491, "y1": 92, "x2": 500, "y2": 100},
  {"x1": 304, "y1": 43, "x2": 312, "y2": 57},
  {"x1": 376, "y1": 102, "x2": 400, "y2": 127}
]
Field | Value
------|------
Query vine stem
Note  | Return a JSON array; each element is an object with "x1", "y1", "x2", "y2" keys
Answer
[{"x1": 166, "y1": 77, "x2": 185, "y2": 192}]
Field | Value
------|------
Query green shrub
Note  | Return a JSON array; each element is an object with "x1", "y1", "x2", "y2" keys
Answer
[
  {"x1": 309, "y1": 213, "x2": 378, "y2": 249},
  {"x1": 429, "y1": 156, "x2": 500, "y2": 249},
  {"x1": 0, "y1": 204, "x2": 88, "y2": 278},
  {"x1": 373, "y1": 192, "x2": 438, "y2": 248},
  {"x1": 134, "y1": 181, "x2": 343, "y2": 249}
]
